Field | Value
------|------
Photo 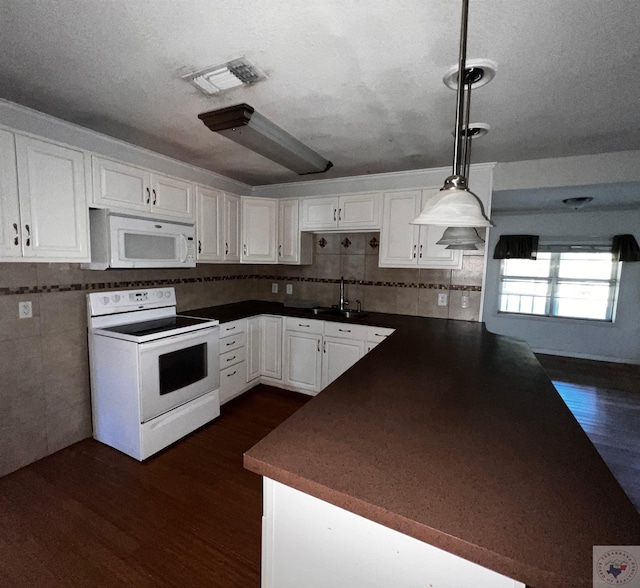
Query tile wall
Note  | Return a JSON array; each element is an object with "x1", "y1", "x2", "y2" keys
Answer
[{"x1": 0, "y1": 233, "x2": 483, "y2": 477}]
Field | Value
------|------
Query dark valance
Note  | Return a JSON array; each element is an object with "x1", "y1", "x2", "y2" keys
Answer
[
  {"x1": 493, "y1": 235, "x2": 539, "y2": 260},
  {"x1": 612, "y1": 234, "x2": 640, "y2": 262}
]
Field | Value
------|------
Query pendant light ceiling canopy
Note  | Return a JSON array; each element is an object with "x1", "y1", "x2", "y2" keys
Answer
[{"x1": 411, "y1": 0, "x2": 493, "y2": 228}]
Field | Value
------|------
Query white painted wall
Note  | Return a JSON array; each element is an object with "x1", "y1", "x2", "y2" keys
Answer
[{"x1": 482, "y1": 207, "x2": 640, "y2": 363}]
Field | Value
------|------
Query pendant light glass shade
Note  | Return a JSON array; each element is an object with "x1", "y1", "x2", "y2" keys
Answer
[
  {"x1": 436, "y1": 226, "x2": 485, "y2": 245},
  {"x1": 411, "y1": 176, "x2": 491, "y2": 227}
]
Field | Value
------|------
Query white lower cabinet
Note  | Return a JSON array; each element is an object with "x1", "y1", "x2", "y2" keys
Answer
[
  {"x1": 219, "y1": 319, "x2": 248, "y2": 405},
  {"x1": 321, "y1": 336, "x2": 366, "y2": 389},
  {"x1": 261, "y1": 316, "x2": 283, "y2": 381},
  {"x1": 283, "y1": 330, "x2": 323, "y2": 393},
  {"x1": 246, "y1": 316, "x2": 262, "y2": 382}
]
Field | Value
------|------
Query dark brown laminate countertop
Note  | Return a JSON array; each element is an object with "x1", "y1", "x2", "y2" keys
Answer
[{"x1": 187, "y1": 301, "x2": 640, "y2": 588}]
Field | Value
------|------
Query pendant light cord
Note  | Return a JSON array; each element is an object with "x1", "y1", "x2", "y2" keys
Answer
[{"x1": 453, "y1": 0, "x2": 470, "y2": 178}]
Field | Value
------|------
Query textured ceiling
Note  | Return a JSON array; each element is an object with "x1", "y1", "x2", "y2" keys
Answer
[{"x1": 1, "y1": 0, "x2": 640, "y2": 186}]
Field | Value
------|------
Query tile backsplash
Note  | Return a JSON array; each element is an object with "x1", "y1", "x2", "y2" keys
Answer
[{"x1": 0, "y1": 232, "x2": 484, "y2": 477}]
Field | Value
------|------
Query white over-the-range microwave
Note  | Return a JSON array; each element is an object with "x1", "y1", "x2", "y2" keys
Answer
[{"x1": 82, "y1": 209, "x2": 196, "y2": 270}]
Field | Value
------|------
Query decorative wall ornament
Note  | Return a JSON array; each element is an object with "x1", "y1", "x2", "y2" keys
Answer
[
  {"x1": 369, "y1": 237, "x2": 379, "y2": 249},
  {"x1": 318, "y1": 237, "x2": 328, "y2": 249},
  {"x1": 341, "y1": 238, "x2": 351, "y2": 249}
]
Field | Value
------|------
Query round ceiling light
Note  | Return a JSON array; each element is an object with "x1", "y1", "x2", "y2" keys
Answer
[{"x1": 443, "y1": 59, "x2": 498, "y2": 91}]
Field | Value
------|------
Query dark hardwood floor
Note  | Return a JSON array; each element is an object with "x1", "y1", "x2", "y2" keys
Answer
[
  {"x1": 1, "y1": 358, "x2": 638, "y2": 586},
  {"x1": 536, "y1": 353, "x2": 640, "y2": 511},
  {"x1": 0, "y1": 386, "x2": 310, "y2": 588}
]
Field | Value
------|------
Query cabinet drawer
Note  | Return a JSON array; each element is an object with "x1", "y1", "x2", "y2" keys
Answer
[
  {"x1": 220, "y1": 331, "x2": 246, "y2": 352},
  {"x1": 221, "y1": 346, "x2": 246, "y2": 369},
  {"x1": 220, "y1": 319, "x2": 246, "y2": 338},
  {"x1": 285, "y1": 317, "x2": 324, "y2": 334},
  {"x1": 323, "y1": 321, "x2": 369, "y2": 341},
  {"x1": 367, "y1": 326, "x2": 395, "y2": 343},
  {"x1": 220, "y1": 361, "x2": 247, "y2": 405}
]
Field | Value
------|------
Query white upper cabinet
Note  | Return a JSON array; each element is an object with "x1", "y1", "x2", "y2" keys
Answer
[
  {"x1": 300, "y1": 192, "x2": 381, "y2": 231},
  {"x1": 0, "y1": 130, "x2": 20, "y2": 258},
  {"x1": 92, "y1": 156, "x2": 195, "y2": 222},
  {"x1": 241, "y1": 197, "x2": 277, "y2": 263},
  {"x1": 278, "y1": 198, "x2": 312, "y2": 265},
  {"x1": 379, "y1": 188, "x2": 462, "y2": 269},
  {"x1": 0, "y1": 132, "x2": 89, "y2": 262},
  {"x1": 196, "y1": 186, "x2": 224, "y2": 262},
  {"x1": 224, "y1": 193, "x2": 241, "y2": 262}
]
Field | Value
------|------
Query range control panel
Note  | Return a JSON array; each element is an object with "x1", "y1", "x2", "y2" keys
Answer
[{"x1": 88, "y1": 287, "x2": 176, "y2": 316}]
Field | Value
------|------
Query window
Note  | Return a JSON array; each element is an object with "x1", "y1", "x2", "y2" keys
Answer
[{"x1": 498, "y1": 250, "x2": 620, "y2": 321}]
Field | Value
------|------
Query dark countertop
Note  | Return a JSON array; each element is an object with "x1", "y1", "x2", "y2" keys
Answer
[{"x1": 187, "y1": 301, "x2": 640, "y2": 588}]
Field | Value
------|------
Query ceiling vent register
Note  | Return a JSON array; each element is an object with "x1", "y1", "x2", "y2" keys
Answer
[{"x1": 183, "y1": 58, "x2": 264, "y2": 95}]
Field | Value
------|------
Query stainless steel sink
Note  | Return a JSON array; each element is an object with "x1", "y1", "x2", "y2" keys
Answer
[{"x1": 309, "y1": 307, "x2": 369, "y2": 319}]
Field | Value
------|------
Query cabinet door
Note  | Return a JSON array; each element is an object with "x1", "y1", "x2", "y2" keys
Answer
[
  {"x1": 246, "y1": 316, "x2": 262, "y2": 382},
  {"x1": 321, "y1": 336, "x2": 366, "y2": 389},
  {"x1": 151, "y1": 173, "x2": 194, "y2": 221},
  {"x1": 0, "y1": 130, "x2": 21, "y2": 258},
  {"x1": 16, "y1": 136, "x2": 89, "y2": 260},
  {"x1": 241, "y1": 197, "x2": 277, "y2": 263},
  {"x1": 378, "y1": 190, "x2": 421, "y2": 267},
  {"x1": 417, "y1": 189, "x2": 463, "y2": 269},
  {"x1": 261, "y1": 316, "x2": 283, "y2": 380},
  {"x1": 92, "y1": 156, "x2": 150, "y2": 212},
  {"x1": 338, "y1": 192, "x2": 381, "y2": 229},
  {"x1": 278, "y1": 198, "x2": 300, "y2": 264},
  {"x1": 224, "y1": 193, "x2": 241, "y2": 262},
  {"x1": 300, "y1": 196, "x2": 338, "y2": 230},
  {"x1": 196, "y1": 186, "x2": 224, "y2": 262},
  {"x1": 283, "y1": 331, "x2": 322, "y2": 394}
]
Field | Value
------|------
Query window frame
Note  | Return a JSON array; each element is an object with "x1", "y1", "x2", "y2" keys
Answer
[{"x1": 497, "y1": 249, "x2": 621, "y2": 322}]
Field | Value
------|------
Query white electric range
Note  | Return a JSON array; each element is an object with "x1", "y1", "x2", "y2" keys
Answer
[{"x1": 87, "y1": 287, "x2": 220, "y2": 460}]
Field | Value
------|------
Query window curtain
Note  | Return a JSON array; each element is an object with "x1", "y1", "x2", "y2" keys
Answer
[
  {"x1": 493, "y1": 235, "x2": 539, "y2": 260},
  {"x1": 612, "y1": 234, "x2": 640, "y2": 262}
]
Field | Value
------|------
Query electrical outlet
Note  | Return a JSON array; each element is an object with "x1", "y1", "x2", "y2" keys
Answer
[
  {"x1": 286, "y1": 284, "x2": 293, "y2": 295},
  {"x1": 461, "y1": 294, "x2": 470, "y2": 308},
  {"x1": 437, "y1": 293, "x2": 448, "y2": 307},
  {"x1": 271, "y1": 283, "x2": 278, "y2": 293},
  {"x1": 19, "y1": 301, "x2": 32, "y2": 319}
]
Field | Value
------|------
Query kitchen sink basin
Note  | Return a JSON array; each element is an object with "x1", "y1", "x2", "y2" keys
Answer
[{"x1": 309, "y1": 307, "x2": 369, "y2": 319}]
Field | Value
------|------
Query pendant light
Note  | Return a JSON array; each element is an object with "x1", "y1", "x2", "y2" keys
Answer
[{"x1": 411, "y1": 0, "x2": 492, "y2": 228}]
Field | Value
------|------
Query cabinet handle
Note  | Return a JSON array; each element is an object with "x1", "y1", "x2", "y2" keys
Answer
[
  {"x1": 225, "y1": 242, "x2": 229, "y2": 255},
  {"x1": 226, "y1": 355, "x2": 236, "y2": 362},
  {"x1": 317, "y1": 340, "x2": 320, "y2": 352},
  {"x1": 146, "y1": 187, "x2": 150, "y2": 204},
  {"x1": 374, "y1": 333, "x2": 387, "y2": 338},
  {"x1": 338, "y1": 328, "x2": 351, "y2": 333},
  {"x1": 419, "y1": 244, "x2": 423, "y2": 259},
  {"x1": 278, "y1": 244, "x2": 282, "y2": 257},
  {"x1": 225, "y1": 340, "x2": 236, "y2": 346},
  {"x1": 226, "y1": 370, "x2": 237, "y2": 377},
  {"x1": 413, "y1": 244, "x2": 417, "y2": 258},
  {"x1": 13, "y1": 223, "x2": 19, "y2": 246},
  {"x1": 198, "y1": 240, "x2": 202, "y2": 254},
  {"x1": 243, "y1": 244, "x2": 247, "y2": 255},
  {"x1": 338, "y1": 208, "x2": 342, "y2": 221},
  {"x1": 24, "y1": 224, "x2": 31, "y2": 247},
  {"x1": 298, "y1": 323, "x2": 310, "y2": 328},
  {"x1": 333, "y1": 209, "x2": 337, "y2": 221},
  {"x1": 226, "y1": 326, "x2": 236, "y2": 331},
  {"x1": 152, "y1": 189, "x2": 157, "y2": 205},
  {"x1": 323, "y1": 340, "x2": 327, "y2": 353}
]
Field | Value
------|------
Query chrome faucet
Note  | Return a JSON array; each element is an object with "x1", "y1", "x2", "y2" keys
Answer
[{"x1": 339, "y1": 276, "x2": 349, "y2": 311}]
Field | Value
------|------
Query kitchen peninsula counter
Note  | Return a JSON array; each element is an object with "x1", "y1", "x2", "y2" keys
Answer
[{"x1": 188, "y1": 301, "x2": 640, "y2": 587}]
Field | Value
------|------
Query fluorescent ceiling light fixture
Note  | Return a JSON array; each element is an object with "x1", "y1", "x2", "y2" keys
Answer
[
  {"x1": 198, "y1": 103, "x2": 333, "y2": 175},
  {"x1": 412, "y1": 0, "x2": 493, "y2": 228},
  {"x1": 183, "y1": 58, "x2": 264, "y2": 95}
]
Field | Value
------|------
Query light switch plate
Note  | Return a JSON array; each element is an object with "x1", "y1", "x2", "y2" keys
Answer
[
  {"x1": 286, "y1": 284, "x2": 293, "y2": 295},
  {"x1": 461, "y1": 294, "x2": 470, "y2": 308},
  {"x1": 19, "y1": 301, "x2": 32, "y2": 319},
  {"x1": 437, "y1": 293, "x2": 448, "y2": 307},
  {"x1": 271, "y1": 283, "x2": 278, "y2": 293}
]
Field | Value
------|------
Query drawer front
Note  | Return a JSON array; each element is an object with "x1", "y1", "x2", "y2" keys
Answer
[
  {"x1": 220, "y1": 361, "x2": 247, "y2": 405},
  {"x1": 367, "y1": 326, "x2": 395, "y2": 343},
  {"x1": 220, "y1": 331, "x2": 246, "y2": 352},
  {"x1": 323, "y1": 321, "x2": 369, "y2": 341},
  {"x1": 221, "y1": 346, "x2": 246, "y2": 369},
  {"x1": 220, "y1": 319, "x2": 246, "y2": 337},
  {"x1": 285, "y1": 316, "x2": 324, "y2": 334}
]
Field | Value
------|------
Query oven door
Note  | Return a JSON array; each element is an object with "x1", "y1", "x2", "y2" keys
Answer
[{"x1": 138, "y1": 326, "x2": 220, "y2": 423}]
